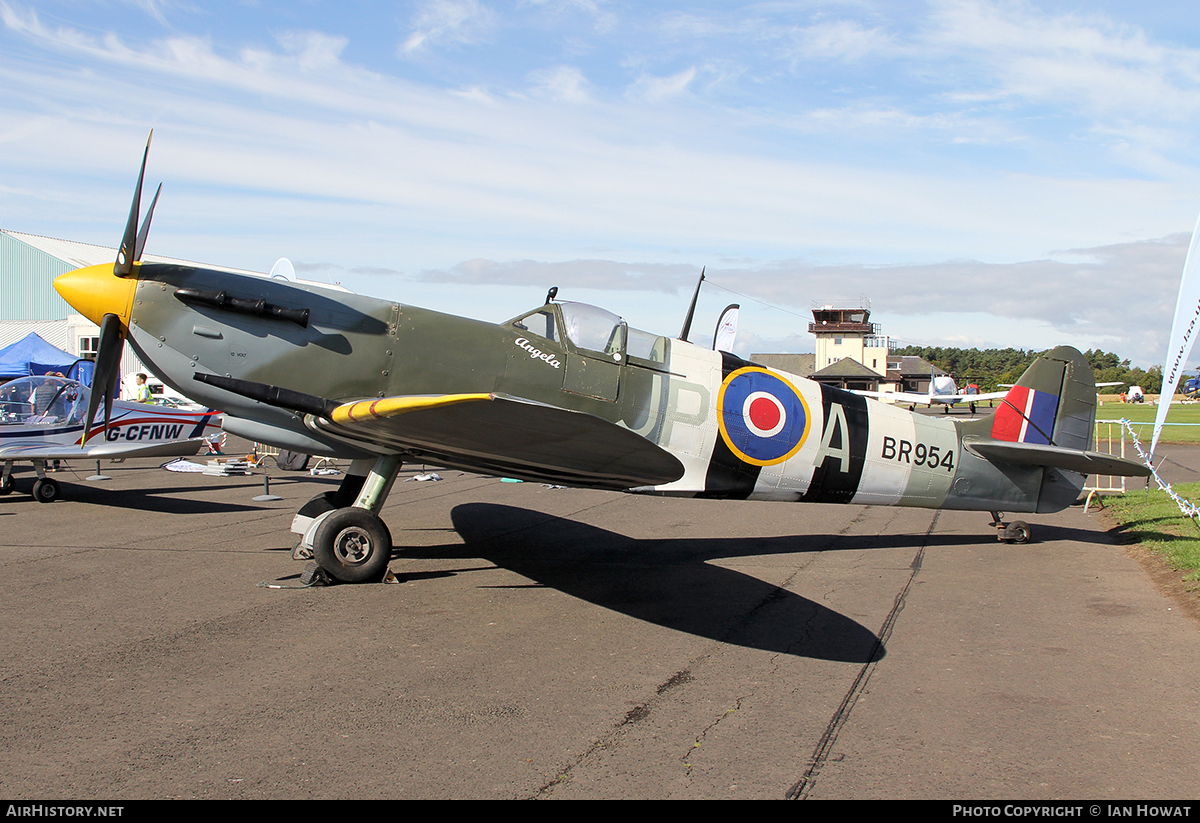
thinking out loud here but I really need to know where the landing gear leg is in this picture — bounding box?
[0,462,14,496]
[311,454,402,583]
[989,511,1032,544]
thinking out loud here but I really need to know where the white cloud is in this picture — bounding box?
[274,31,349,71]
[925,0,1200,118]
[784,19,893,63]
[411,233,1189,365]
[628,66,695,103]
[401,0,498,55]
[528,64,591,102]
[3,0,1200,368]
[522,0,618,32]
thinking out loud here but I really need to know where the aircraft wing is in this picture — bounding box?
[312,392,686,489]
[963,438,1151,477]
[957,390,1008,402]
[854,389,1007,404]
[852,390,933,404]
[0,438,210,462]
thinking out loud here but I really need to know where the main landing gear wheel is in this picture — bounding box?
[312,508,393,583]
[1004,521,1031,544]
[32,477,60,503]
[0,474,14,495]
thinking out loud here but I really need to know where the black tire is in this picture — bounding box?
[1005,521,1031,544]
[0,474,13,495]
[32,477,60,504]
[312,508,393,583]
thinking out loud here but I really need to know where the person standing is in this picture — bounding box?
[134,373,152,403]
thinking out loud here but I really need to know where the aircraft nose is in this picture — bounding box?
[53,263,139,327]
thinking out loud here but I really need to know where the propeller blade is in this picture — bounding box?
[133,182,161,262]
[83,313,124,445]
[101,356,121,438]
[115,130,153,277]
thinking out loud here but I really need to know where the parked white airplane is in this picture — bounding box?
[0,374,222,502]
[856,375,1007,414]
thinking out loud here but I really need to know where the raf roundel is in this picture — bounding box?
[717,367,811,466]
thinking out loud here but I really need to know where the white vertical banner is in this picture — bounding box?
[713,304,739,353]
[1152,210,1200,459]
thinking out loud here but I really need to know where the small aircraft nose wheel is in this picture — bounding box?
[312,507,393,583]
[32,477,60,503]
[0,474,14,495]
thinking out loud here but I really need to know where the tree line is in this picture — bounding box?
[892,346,1164,394]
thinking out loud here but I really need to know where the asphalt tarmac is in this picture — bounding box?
[1,444,1198,799]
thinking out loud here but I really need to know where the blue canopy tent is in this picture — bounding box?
[0,333,79,379]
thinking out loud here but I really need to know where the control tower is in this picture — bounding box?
[809,302,894,375]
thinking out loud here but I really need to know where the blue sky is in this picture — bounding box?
[4,1,1200,366]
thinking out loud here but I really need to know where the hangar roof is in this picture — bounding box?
[3,230,262,276]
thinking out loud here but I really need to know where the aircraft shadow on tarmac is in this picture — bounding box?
[433,504,1123,662]
[0,477,266,515]
[431,502,896,663]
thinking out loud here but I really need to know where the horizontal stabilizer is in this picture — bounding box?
[964,438,1150,477]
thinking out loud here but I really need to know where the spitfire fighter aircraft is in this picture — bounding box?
[51,136,1151,582]
[0,373,222,502]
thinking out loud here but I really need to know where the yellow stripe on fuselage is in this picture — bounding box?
[331,393,493,424]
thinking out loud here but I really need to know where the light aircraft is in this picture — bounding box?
[51,135,1151,582]
[0,373,222,502]
[855,375,1008,414]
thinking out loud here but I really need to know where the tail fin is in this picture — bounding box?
[962,347,1109,513]
[983,346,1095,451]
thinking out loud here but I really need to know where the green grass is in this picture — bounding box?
[1104,481,1200,581]
[1095,400,1200,444]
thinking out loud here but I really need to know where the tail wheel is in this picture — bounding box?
[32,478,60,504]
[1004,521,1031,544]
[312,508,393,583]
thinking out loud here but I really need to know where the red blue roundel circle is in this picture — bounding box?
[717,367,811,466]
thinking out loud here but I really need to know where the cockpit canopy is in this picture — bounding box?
[0,375,89,427]
[508,300,667,363]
